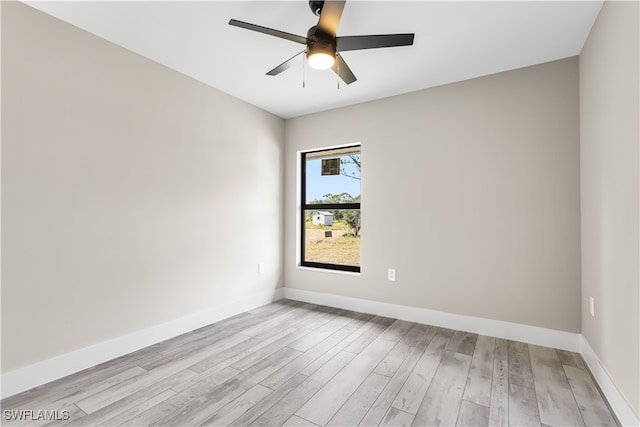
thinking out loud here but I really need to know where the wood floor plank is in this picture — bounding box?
[281,415,319,426]
[374,342,412,377]
[298,315,376,376]
[456,400,489,427]
[463,335,495,407]
[435,327,455,339]
[392,335,449,414]
[65,369,197,427]
[448,331,479,356]
[240,304,327,337]
[295,337,396,426]
[96,389,176,427]
[228,374,308,427]
[412,351,472,427]
[228,311,340,380]
[199,384,272,426]
[557,349,586,370]
[250,351,356,426]
[285,304,339,325]
[528,344,585,427]
[139,332,252,371]
[507,340,534,389]
[507,341,540,426]
[152,347,301,426]
[380,320,415,342]
[563,365,617,427]
[506,342,541,425]
[287,312,358,352]
[76,344,226,414]
[380,407,415,427]
[230,329,308,371]
[488,338,509,427]
[288,306,342,329]
[261,314,369,390]
[173,365,241,396]
[508,383,541,427]
[187,327,297,374]
[326,372,389,426]
[247,300,299,316]
[16,366,149,417]
[360,326,437,427]
[226,310,337,376]
[343,317,396,354]
[167,367,240,403]
[157,313,265,358]
[400,323,432,346]
[127,314,256,360]
[2,356,143,412]
[117,397,183,427]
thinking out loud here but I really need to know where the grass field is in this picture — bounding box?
[304,222,360,266]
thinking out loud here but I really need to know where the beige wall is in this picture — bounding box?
[285,58,582,333]
[1,2,285,372]
[580,0,640,417]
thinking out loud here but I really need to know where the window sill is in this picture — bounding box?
[296,266,361,277]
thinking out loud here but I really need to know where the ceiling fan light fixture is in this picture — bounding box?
[307,51,335,69]
[306,26,336,70]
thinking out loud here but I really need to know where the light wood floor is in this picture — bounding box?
[1,300,618,427]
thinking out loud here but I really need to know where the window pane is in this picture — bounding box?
[304,209,361,267]
[305,153,361,205]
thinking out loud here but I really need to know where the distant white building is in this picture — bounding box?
[312,211,334,226]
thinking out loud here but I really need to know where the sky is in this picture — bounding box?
[306,156,361,203]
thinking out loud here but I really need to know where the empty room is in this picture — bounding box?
[1,0,638,426]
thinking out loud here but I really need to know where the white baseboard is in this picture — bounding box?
[283,288,580,351]
[580,336,640,426]
[1,287,284,400]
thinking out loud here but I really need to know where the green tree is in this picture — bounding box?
[342,209,361,237]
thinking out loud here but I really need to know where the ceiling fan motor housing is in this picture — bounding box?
[309,1,324,16]
[306,25,336,55]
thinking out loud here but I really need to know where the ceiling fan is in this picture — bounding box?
[229,0,415,85]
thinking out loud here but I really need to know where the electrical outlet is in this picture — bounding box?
[258,263,265,275]
[388,269,396,281]
[590,296,595,317]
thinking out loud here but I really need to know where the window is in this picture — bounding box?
[301,145,361,272]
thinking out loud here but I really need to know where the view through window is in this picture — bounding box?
[301,145,361,272]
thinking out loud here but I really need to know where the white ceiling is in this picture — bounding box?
[25,1,603,119]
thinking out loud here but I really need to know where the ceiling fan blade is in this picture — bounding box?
[337,33,415,52]
[229,19,307,45]
[266,50,306,76]
[332,53,357,85]
[316,0,346,37]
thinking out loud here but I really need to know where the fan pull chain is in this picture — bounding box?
[302,50,306,89]
[337,54,340,90]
